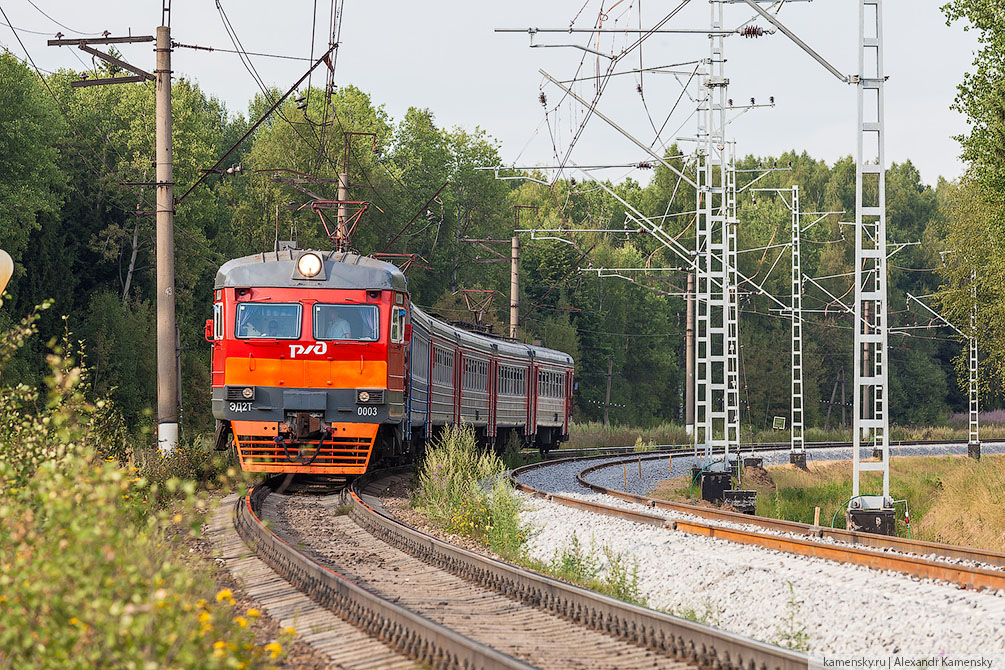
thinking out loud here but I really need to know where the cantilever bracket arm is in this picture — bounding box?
[737,0,852,84]
[539,69,698,190]
[905,293,963,337]
[580,167,793,312]
[78,44,153,81]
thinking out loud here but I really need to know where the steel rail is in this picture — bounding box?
[237,467,808,669]
[510,453,1005,591]
[577,454,1005,568]
[348,469,809,670]
[521,437,989,460]
[235,480,535,670]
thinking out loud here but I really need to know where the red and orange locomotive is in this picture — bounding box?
[208,247,574,475]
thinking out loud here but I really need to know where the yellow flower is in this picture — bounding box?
[246,608,261,618]
[264,642,282,659]
[213,640,227,650]
[195,599,207,609]
[198,611,211,624]
[172,513,183,523]
[233,616,248,628]
[283,627,296,636]
[69,617,79,626]
[215,588,233,602]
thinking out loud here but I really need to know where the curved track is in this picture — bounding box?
[511,443,1005,591]
[524,437,993,461]
[233,468,809,670]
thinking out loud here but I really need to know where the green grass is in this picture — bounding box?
[528,534,647,607]
[912,456,1005,549]
[773,582,811,652]
[652,454,1005,548]
[670,600,722,626]
[745,456,989,535]
[567,421,689,449]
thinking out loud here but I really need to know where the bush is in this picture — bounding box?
[412,425,528,557]
[0,302,290,668]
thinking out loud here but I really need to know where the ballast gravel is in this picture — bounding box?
[516,443,1005,657]
[568,445,1005,571]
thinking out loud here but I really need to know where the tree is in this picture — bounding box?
[938,1,1005,391]
[943,0,1005,192]
[0,53,66,279]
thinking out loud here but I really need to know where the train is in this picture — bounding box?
[207,246,575,474]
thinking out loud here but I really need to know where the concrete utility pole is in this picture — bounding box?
[510,234,519,339]
[154,23,178,454]
[603,355,614,427]
[337,172,349,248]
[456,230,522,340]
[48,24,175,450]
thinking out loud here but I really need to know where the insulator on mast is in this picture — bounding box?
[741,25,767,38]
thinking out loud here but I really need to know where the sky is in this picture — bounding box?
[0,1,979,187]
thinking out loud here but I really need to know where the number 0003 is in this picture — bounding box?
[357,406,378,417]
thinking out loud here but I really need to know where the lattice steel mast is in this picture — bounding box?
[850,0,892,516]
[694,0,740,460]
[790,185,805,464]
[903,289,981,460]
[969,290,980,457]
[739,0,896,528]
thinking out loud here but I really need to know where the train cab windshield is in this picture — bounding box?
[314,304,379,342]
[235,303,301,339]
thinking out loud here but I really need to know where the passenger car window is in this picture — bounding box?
[235,303,301,339]
[314,304,379,341]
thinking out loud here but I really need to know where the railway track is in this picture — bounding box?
[511,447,1005,592]
[524,437,990,460]
[229,468,809,670]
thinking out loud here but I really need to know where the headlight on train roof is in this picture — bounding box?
[297,252,323,278]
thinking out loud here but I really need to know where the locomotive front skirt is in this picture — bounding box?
[209,248,574,475]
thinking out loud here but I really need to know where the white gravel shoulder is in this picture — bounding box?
[519,493,1005,657]
[515,442,1005,657]
[519,443,1005,570]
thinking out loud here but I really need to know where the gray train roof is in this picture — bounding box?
[412,306,574,368]
[215,250,408,292]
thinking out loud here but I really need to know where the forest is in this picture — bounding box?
[1,0,1003,444]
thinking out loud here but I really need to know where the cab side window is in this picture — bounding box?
[213,303,224,340]
[390,307,407,344]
